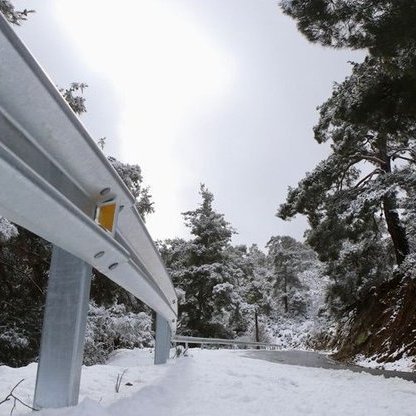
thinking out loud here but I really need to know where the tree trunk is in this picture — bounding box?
[377,137,409,265]
[283,276,288,313]
[382,194,409,265]
[255,309,260,349]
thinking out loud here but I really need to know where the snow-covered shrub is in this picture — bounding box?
[263,269,336,350]
[0,327,30,367]
[0,323,37,367]
[287,287,310,317]
[0,217,18,242]
[84,302,153,365]
[400,253,416,280]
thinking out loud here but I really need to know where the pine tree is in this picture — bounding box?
[278,0,416,359]
[181,185,236,336]
[279,54,416,265]
[161,185,237,337]
[277,1,416,311]
[280,0,416,56]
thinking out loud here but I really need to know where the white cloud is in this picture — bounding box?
[54,0,237,239]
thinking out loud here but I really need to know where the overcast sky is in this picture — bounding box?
[13,0,363,248]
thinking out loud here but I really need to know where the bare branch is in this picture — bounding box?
[115,369,127,393]
[337,158,361,191]
[0,259,45,295]
[389,147,416,159]
[354,153,386,166]
[0,379,38,414]
[355,169,382,189]
[391,155,416,164]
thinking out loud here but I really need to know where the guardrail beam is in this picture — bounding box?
[33,246,92,409]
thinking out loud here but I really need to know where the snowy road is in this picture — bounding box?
[2,349,416,416]
[108,349,416,416]
[245,350,416,382]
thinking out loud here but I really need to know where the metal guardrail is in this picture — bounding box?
[173,335,280,349]
[0,14,177,328]
[0,13,177,407]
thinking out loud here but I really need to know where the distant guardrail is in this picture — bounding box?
[173,335,280,349]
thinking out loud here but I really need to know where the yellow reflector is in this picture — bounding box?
[96,202,117,233]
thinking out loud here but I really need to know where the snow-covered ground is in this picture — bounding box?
[1,348,416,416]
[354,353,416,372]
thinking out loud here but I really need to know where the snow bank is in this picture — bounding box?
[355,353,416,372]
[0,349,172,415]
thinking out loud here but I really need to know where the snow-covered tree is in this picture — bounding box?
[181,184,237,337]
[230,244,275,340]
[280,0,416,56]
[60,82,88,115]
[108,156,154,220]
[277,55,416,311]
[0,0,34,25]
[266,236,315,316]
[160,185,239,338]
[276,6,416,308]
[278,1,416,360]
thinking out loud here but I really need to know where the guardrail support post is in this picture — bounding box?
[154,313,171,364]
[33,246,92,409]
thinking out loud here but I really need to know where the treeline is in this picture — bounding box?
[158,185,323,341]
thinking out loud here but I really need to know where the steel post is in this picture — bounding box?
[167,324,172,359]
[33,246,92,409]
[154,313,171,364]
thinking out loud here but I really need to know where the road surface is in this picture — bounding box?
[245,350,416,382]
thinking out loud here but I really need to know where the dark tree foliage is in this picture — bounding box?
[280,0,416,56]
[0,228,50,365]
[279,57,415,266]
